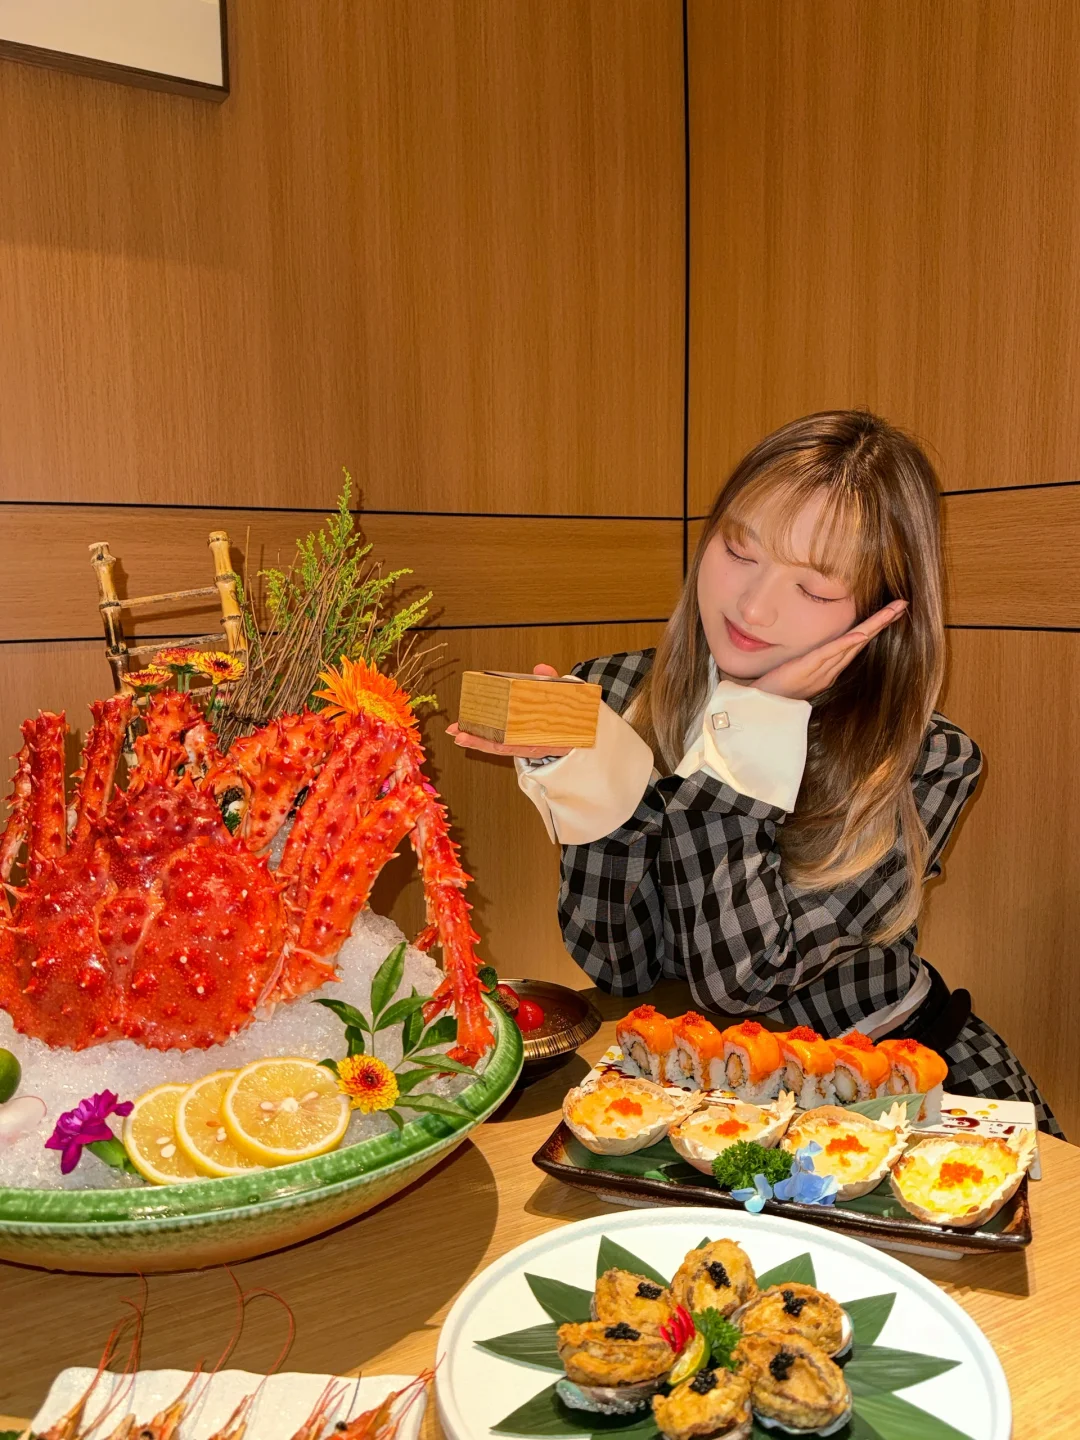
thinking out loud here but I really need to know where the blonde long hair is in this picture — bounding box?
[629,411,945,943]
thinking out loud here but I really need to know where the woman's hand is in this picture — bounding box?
[447,664,574,760]
[754,599,908,701]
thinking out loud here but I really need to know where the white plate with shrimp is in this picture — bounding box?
[31,1368,428,1440]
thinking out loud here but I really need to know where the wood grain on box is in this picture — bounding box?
[457,672,601,748]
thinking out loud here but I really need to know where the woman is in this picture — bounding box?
[450,411,1061,1135]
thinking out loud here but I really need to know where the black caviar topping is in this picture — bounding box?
[636,1281,663,1300]
[605,1322,641,1341]
[689,1369,718,1395]
[706,1261,731,1289]
[782,1288,809,1317]
[769,1350,797,1382]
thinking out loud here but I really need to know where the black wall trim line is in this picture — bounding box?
[0,618,671,646]
[0,499,683,523]
[681,0,691,580]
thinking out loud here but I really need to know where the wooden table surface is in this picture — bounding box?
[1,1010,1076,1439]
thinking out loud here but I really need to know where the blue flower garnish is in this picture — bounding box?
[731,1142,839,1212]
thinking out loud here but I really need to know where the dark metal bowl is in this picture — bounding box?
[497,978,602,1082]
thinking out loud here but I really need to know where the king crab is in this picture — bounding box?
[0,661,492,1062]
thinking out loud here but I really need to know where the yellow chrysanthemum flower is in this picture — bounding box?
[192,650,246,683]
[314,655,418,734]
[152,645,202,670]
[335,1054,400,1113]
[124,666,170,692]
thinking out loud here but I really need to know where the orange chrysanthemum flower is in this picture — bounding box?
[335,1054,400,1113]
[314,656,418,734]
[193,650,246,683]
[124,666,170,692]
[152,645,202,671]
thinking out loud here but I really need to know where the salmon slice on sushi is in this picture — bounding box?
[828,1030,891,1103]
[720,1019,785,1103]
[877,1037,949,1124]
[615,1004,675,1083]
[777,1026,837,1109]
[664,1011,725,1090]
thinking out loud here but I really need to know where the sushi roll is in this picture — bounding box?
[720,1019,785,1102]
[876,1037,949,1124]
[616,1005,675,1083]
[827,1030,890,1103]
[665,1011,726,1090]
[777,1027,836,1110]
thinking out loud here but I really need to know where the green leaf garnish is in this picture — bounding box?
[755,1252,816,1289]
[344,1025,366,1056]
[595,1236,669,1287]
[845,1344,961,1394]
[385,1109,405,1130]
[478,965,499,992]
[843,1293,896,1346]
[852,1388,975,1439]
[476,1322,562,1371]
[711,1140,793,1192]
[417,1015,458,1048]
[370,942,407,1019]
[312,997,371,1032]
[396,1092,471,1120]
[525,1274,593,1324]
[692,1308,741,1371]
[401,987,425,1054]
[318,1057,339,1074]
[375,994,431,1031]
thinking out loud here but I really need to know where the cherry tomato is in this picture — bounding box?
[515,997,545,1032]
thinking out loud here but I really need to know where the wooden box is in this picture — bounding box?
[457,671,601,747]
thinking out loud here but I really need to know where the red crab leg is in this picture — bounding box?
[23,712,68,880]
[72,694,134,844]
[204,711,336,852]
[128,690,205,791]
[0,743,31,913]
[277,718,403,915]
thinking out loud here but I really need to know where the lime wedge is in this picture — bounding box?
[0,1050,21,1105]
[669,1330,708,1387]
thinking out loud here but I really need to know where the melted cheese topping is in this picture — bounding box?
[681,1104,764,1145]
[569,1085,674,1139]
[898,1144,1017,1214]
[798,1121,894,1180]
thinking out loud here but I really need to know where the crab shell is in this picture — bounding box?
[668,1092,797,1175]
[889,1129,1037,1228]
[563,1073,700,1155]
[780,1103,910,1201]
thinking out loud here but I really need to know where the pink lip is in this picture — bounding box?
[724,617,776,653]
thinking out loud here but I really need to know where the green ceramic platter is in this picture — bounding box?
[0,1001,522,1273]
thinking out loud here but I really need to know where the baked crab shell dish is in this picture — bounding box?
[563,1072,698,1156]
[889,1129,1037,1228]
[668,1092,796,1175]
[735,1333,852,1436]
[652,1365,754,1440]
[780,1103,909,1201]
[733,1284,852,1360]
[556,1319,673,1415]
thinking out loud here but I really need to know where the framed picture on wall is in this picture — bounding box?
[0,0,228,101]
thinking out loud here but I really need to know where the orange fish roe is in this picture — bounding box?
[839,1030,876,1051]
[894,1038,920,1054]
[787,1026,821,1043]
[712,1118,747,1136]
[938,1161,984,1188]
[629,1004,659,1020]
[607,1098,644,1118]
[737,1020,763,1036]
[826,1134,868,1155]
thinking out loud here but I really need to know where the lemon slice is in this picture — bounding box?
[122,1083,203,1185]
[669,1330,708,1387]
[175,1069,264,1177]
[222,1058,350,1166]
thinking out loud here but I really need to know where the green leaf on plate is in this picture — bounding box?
[491,1382,585,1436]
[846,1344,961,1394]
[404,1053,478,1076]
[370,941,407,1019]
[375,993,430,1030]
[852,1389,975,1440]
[344,1025,366,1056]
[754,1252,816,1289]
[842,1093,926,1123]
[842,1294,895,1346]
[596,1236,670,1287]
[695,1236,712,1250]
[476,1321,562,1371]
[418,1014,459,1049]
[526,1273,593,1324]
[312,996,371,1032]
[396,1092,470,1120]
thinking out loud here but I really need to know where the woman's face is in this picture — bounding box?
[697,492,859,680]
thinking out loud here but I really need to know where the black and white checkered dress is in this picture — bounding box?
[557,648,1062,1136]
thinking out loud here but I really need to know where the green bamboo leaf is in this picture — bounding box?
[595,1237,669,1287]
[344,1026,366,1057]
[490,1382,584,1436]
[842,1294,896,1346]
[852,1389,975,1440]
[313,997,371,1033]
[695,1236,713,1249]
[525,1274,593,1324]
[476,1321,563,1371]
[846,1345,961,1394]
[844,1093,925,1124]
[755,1252,816,1289]
[370,942,407,1018]
[397,1092,470,1120]
[563,1136,700,1184]
[418,1015,458,1048]
[375,994,430,1030]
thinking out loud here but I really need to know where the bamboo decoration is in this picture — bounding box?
[88,531,246,693]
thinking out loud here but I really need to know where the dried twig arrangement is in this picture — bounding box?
[215,475,442,748]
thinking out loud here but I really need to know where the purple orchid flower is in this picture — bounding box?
[773,1142,840,1206]
[45,1090,133,1174]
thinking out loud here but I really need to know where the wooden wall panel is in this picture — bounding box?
[921,630,1080,1139]
[0,507,683,641]
[0,0,683,516]
[688,0,1080,507]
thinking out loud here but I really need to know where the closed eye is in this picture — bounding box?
[724,542,754,564]
[799,585,840,604]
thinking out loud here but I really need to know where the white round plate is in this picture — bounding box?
[436,1206,1009,1440]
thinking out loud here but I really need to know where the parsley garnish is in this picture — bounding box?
[711,1140,793,1192]
[692,1308,742,1371]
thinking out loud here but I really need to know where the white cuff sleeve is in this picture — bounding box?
[514,700,655,845]
[674,682,811,812]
